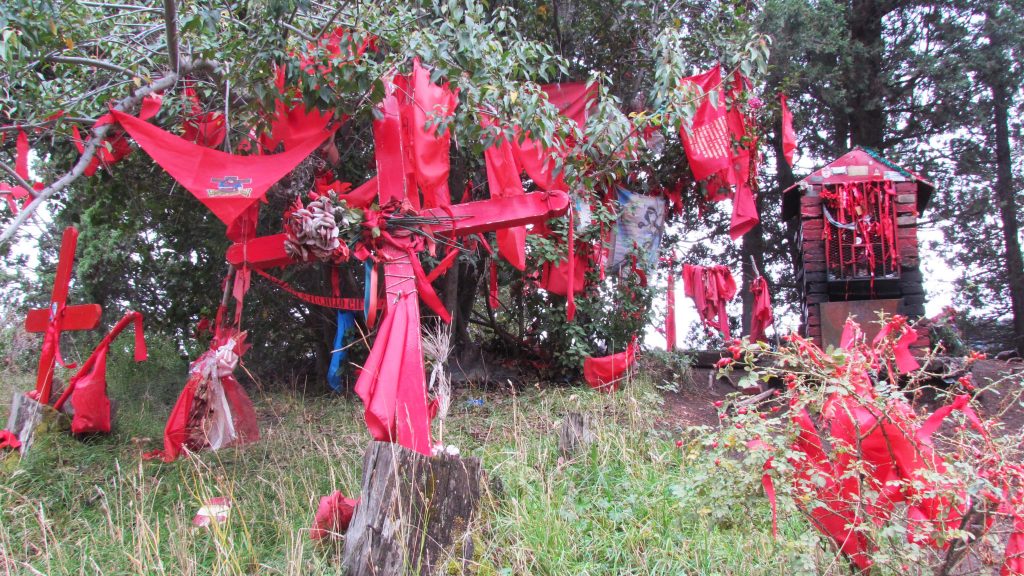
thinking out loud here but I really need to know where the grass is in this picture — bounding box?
[0,341,821,575]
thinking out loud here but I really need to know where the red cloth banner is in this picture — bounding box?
[749,276,773,342]
[679,64,731,181]
[780,93,796,167]
[112,109,335,230]
[354,292,433,455]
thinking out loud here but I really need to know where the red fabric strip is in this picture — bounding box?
[253,268,364,310]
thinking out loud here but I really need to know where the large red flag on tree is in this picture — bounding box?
[780,93,797,167]
[678,64,731,181]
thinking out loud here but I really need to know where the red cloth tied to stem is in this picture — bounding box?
[583,337,639,393]
[682,264,736,339]
[678,64,731,181]
[354,291,433,455]
[309,491,359,540]
[749,276,773,342]
[111,109,336,232]
[483,127,528,270]
[51,311,147,434]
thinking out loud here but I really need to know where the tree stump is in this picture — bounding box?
[5,392,67,455]
[559,412,596,458]
[341,441,482,576]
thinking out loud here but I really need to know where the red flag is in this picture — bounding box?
[678,64,731,181]
[666,257,677,350]
[780,93,796,167]
[749,277,773,342]
[112,109,335,230]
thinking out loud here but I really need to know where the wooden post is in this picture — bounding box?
[5,392,68,455]
[342,441,482,576]
[558,412,596,458]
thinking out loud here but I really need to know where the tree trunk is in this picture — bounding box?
[845,0,887,150]
[342,441,482,576]
[990,69,1024,356]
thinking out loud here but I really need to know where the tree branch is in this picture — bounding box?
[0,70,187,246]
[45,55,134,76]
[163,0,179,72]
[0,160,36,197]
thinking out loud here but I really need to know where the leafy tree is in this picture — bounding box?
[0,0,770,385]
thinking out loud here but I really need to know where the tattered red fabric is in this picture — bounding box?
[52,311,147,435]
[354,292,433,455]
[749,276,773,342]
[584,337,639,393]
[0,429,20,451]
[309,491,358,540]
[483,131,528,270]
[73,95,162,176]
[112,109,335,230]
[511,82,596,192]
[181,82,226,148]
[682,264,736,339]
[873,318,921,374]
[678,64,731,181]
[780,93,796,167]
[0,129,41,213]
[393,59,459,208]
[540,246,588,296]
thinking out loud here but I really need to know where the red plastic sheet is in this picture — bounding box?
[112,109,335,230]
[354,292,433,455]
[309,491,358,540]
[583,337,639,393]
[749,276,773,342]
[682,264,736,339]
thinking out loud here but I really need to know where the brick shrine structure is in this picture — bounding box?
[782,147,934,348]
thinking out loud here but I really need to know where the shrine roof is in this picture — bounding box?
[782,147,934,220]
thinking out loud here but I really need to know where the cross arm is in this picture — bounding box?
[226,191,570,269]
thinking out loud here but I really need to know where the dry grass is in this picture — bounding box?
[0,348,808,575]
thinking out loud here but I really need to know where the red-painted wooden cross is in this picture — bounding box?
[225,105,569,454]
[24,227,103,405]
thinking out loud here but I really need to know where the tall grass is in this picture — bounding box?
[0,342,817,574]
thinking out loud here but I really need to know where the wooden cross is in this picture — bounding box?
[24,227,102,405]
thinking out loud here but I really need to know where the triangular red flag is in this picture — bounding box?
[112,109,335,229]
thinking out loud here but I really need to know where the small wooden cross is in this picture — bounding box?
[24,227,102,405]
